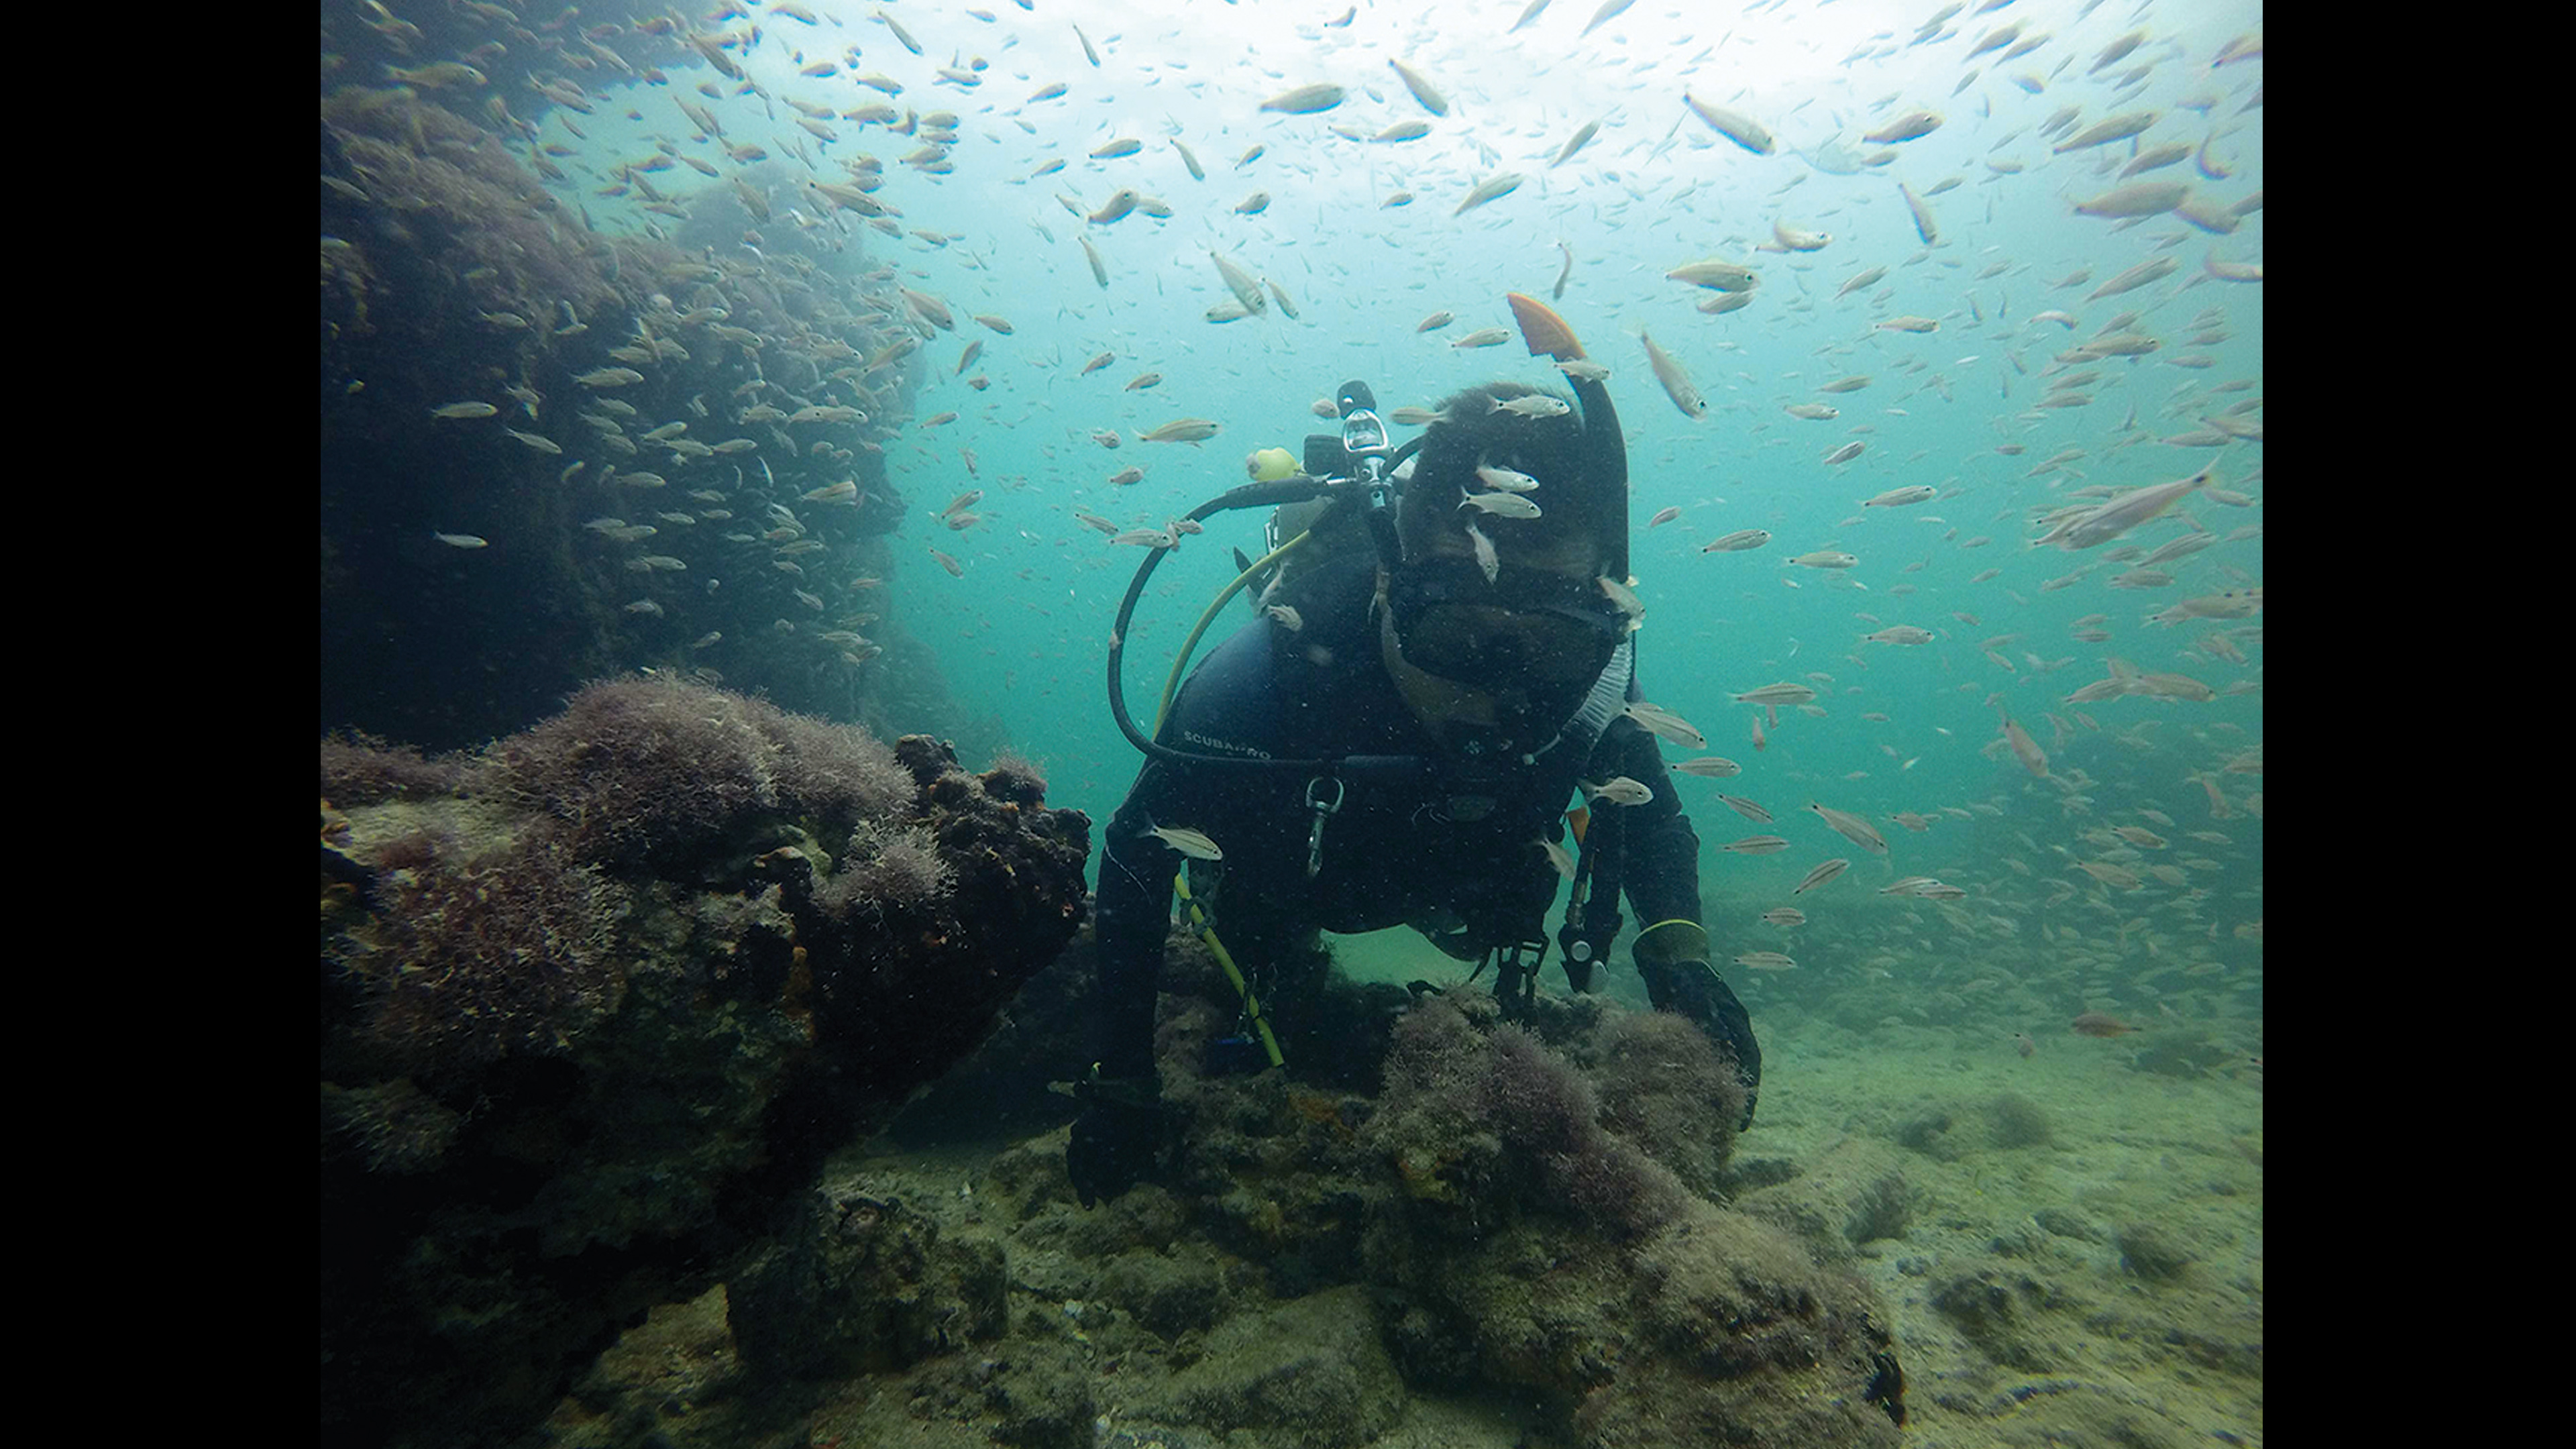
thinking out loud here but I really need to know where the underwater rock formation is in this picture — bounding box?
[727,1168,1010,1380]
[319,678,1089,1449]
[519,948,1909,1449]
[1356,993,1904,1448]
[320,87,935,753]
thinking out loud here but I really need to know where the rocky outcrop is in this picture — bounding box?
[319,680,1089,1449]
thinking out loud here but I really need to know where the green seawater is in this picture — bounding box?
[327,0,2263,1440]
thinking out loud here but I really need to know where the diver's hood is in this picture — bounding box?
[1377,315,1633,763]
[1397,340,1629,584]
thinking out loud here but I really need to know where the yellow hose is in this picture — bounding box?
[1175,871,1284,1068]
[1154,529,1313,736]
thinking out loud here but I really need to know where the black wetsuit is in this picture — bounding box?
[1091,551,1706,1081]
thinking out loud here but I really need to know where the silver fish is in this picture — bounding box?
[2087,256,2180,300]
[2053,111,2162,153]
[1583,775,1654,806]
[1666,258,1759,291]
[1580,0,1635,36]
[1466,519,1499,583]
[2031,468,2211,550]
[1550,119,1601,168]
[1146,823,1223,859]
[1684,93,1774,155]
[1624,702,1706,750]
[2000,714,2049,777]
[2076,180,2192,219]
[1458,490,1542,519]
[1260,83,1347,115]
[1865,109,1943,144]
[1807,804,1888,856]
[1770,219,1832,251]
[1790,858,1851,894]
[1454,171,1525,216]
[1387,58,1448,116]
[1534,834,1576,880]
[1210,250,1269,315]
[1863,486,1936,507]
[1900,181,1939,245]
[1639,328,1706,419]
[1731,682,1814,706]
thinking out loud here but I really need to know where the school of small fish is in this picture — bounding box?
[326,0,2260,1054]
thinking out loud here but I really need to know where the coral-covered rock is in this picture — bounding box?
[1735,1134,1918,1250]
[1140,1286,1405,1449]
[1367,991,1694,1241]
[727,1170,1008,1379]
[1576,1006,1745,1200]
[480,676,916,872]
[1360,992,1904,1448]
[319,680,1089,1449]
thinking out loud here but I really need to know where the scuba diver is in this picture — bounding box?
[1069,296,1760,1209]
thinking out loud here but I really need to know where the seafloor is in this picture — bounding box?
[540,929,2261,1449]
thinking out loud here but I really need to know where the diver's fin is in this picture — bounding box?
[1506,291,1586,361]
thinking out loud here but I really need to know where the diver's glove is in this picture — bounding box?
[1634,921,1763,1131]
[1067,1067,1166,1209]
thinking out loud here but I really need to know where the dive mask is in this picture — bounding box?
[1389,555,1626,694]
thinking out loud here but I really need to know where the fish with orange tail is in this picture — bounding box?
[2071,1012,2144,1038]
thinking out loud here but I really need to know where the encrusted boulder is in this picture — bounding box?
[319,680,1089,1449]
[727,1171,1008,1379]
[1139,1285,1405,1449]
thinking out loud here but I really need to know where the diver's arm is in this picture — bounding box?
[1603,718,1702,927]
[1603,717,1762,1126]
